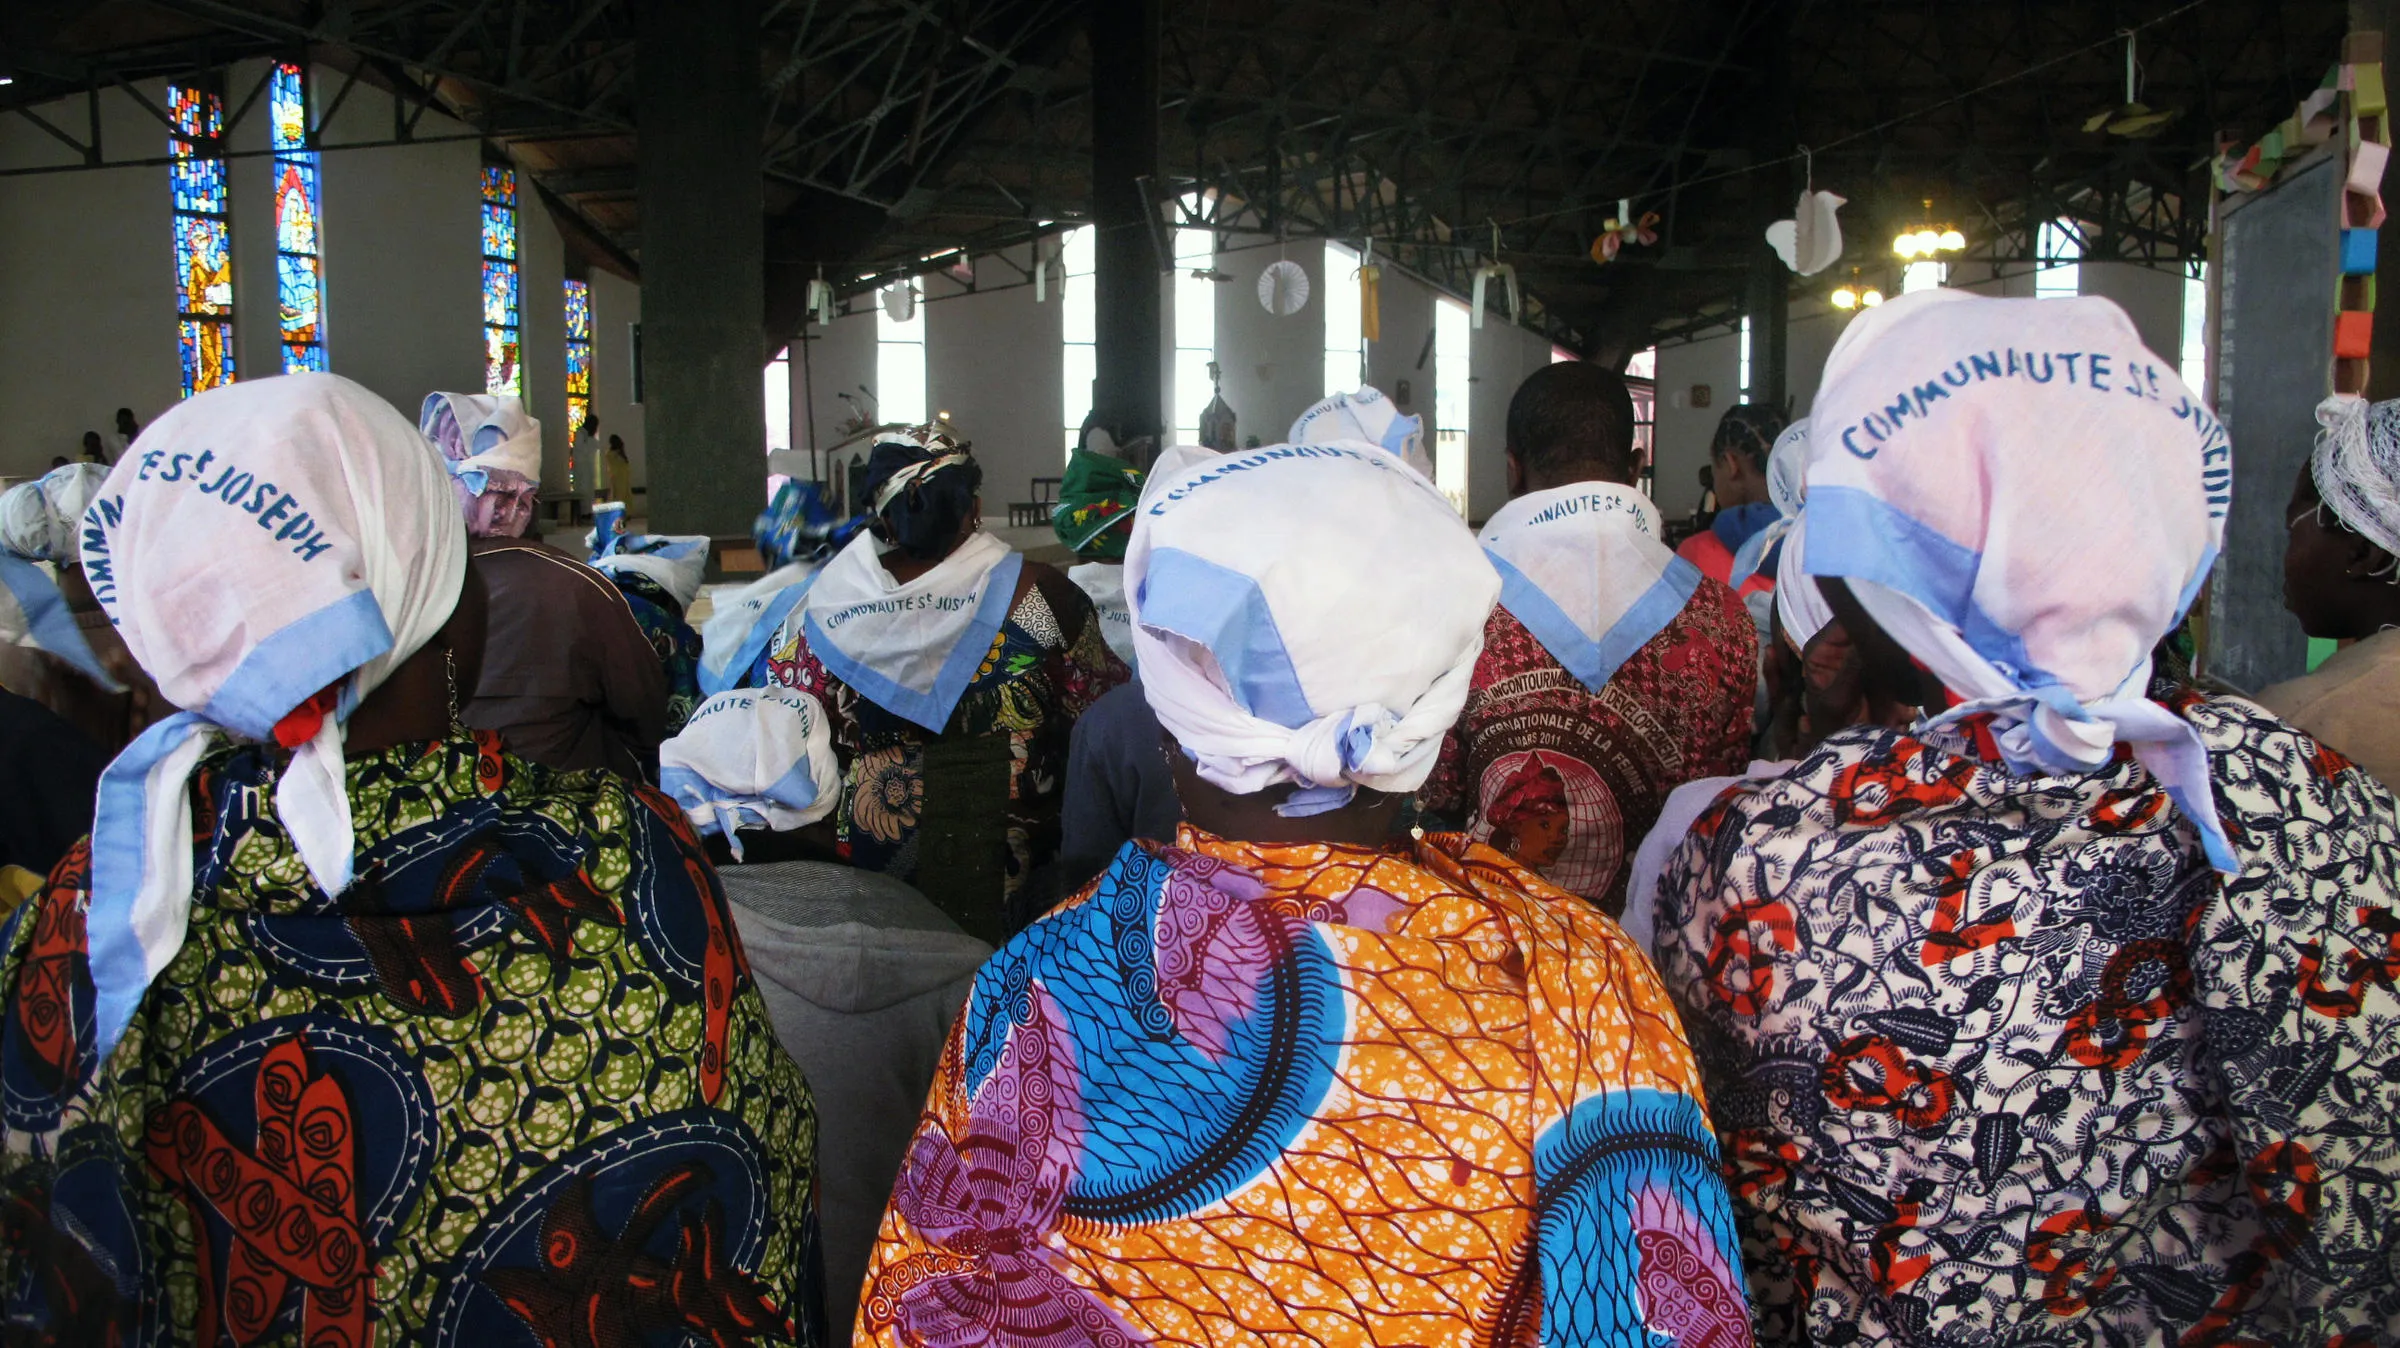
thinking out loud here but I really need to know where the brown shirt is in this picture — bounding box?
[465,535,667,779]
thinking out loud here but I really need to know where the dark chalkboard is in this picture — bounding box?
[2209,149,2341,694]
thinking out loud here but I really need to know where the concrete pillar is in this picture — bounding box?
[636,0,764,535]
[1089,0,1163,450]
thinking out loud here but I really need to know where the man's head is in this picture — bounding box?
[1708,405,1787,509]
[1504,361,1638,496]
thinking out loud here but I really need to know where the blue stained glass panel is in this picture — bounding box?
[481,165,516,207]
[181,320,234,395]
[279,254,322,340]
[564,278,592,341]
[483,261,520,327]
[283,343,328,373]
[481,203,517,260]
[269,64,306,152]
[276,160,321,255]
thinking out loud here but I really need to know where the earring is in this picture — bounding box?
[444,647,462,728]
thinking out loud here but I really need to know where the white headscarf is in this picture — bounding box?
[800,530,1022,732]
[1289,386,1435,481]
[82,373,468,1063]
[592,534,710,611]
[419,391,542,494]
[1773,516,1833,652]
[699,562,818,695]
[1128,441,1498,815]
[1730,418,1809,589]
[659,686,841,859]
[2311,394,2400,560]
[0,462,119,687]
[1805,289,2235,872]
[1478,481,1699,692]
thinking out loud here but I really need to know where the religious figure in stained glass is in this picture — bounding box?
[564,278,593,440]
[482,166,522,396]
[271,63,328,373]
[170,85,234,397]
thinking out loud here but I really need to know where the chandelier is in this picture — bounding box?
[1892,199,1966,260]
[1830,267,1884,311]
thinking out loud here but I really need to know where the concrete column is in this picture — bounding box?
[636,0,764,535]
[1089,0,1163,450]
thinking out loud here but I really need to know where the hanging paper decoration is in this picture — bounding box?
[1469,220,1519,330]
[806,271,835,327]
[1034,234,1064,302]
[1358,238,1382,344]
[1258,258,1310,315]
[881,281,915,322]
[2081,33,2183,139]
[1766,189,1847,276]
[1591,199,1660,265]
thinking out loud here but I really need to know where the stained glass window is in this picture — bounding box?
[564,278,593,445]
[270,63,327,374]
[169,84,234,398]
[481,165,522,397]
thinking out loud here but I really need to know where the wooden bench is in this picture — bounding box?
[1007,476,1061,527]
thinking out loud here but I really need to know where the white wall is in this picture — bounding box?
[588,267,644,493]
[0,66,634,491]
[1212,236,1327,447]
[1468,317,1558,522]
[0,79,181,474]
[1653,332,1743,518]
[925,250,1065,508]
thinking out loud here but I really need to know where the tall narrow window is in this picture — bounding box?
[1624,346,1657,378]
[564,279,593,441]
[2180,264,2209,402]
[1061,226,1096,456]
[1902,261,1948,293]
[269,63,326,373]
[1172,218,1217,445]
[1432,296,1470,514]
[764,343,791,451]
[1324,242,1363,396]
[876,288,927,425]
[2037,220,2082,299]
[1737,315,1753,402]
[481,166,522,396]
[169,84,234,398]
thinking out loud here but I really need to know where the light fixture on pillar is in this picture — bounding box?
[1892,199,1966,260]
[1830,267,1884,312]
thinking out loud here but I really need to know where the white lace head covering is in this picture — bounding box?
[2312,394,2400,566]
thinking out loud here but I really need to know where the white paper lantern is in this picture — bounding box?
[1257,259,1311,316]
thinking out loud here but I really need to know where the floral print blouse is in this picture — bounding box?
[1656,693,2400,1346]
[765,562,1126,940]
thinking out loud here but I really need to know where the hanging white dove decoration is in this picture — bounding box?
[1765,188,1847,276]
[881,281,916,322]
[1258,258,1310,315]
[805,274,835,327]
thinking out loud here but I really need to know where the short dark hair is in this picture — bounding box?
[1710,404,1787,472]
[1505,361,1638,483]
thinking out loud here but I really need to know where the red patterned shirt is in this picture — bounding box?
[1426,576,1757,914]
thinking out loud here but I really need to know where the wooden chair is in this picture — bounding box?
[1007,476,1062,527]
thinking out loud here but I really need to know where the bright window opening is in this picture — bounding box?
[2037,220,2083,299]
[1737,315,1753,402]
[2181,264,2209,403]
[876,290,927,426]
[1903,261,1948,293]
[269,64,325,374]
[169,84,234,398]
[481,166,522,396]
[1173,213,1217,446]
[1061,226,1096,457]
[1433,296,1471,515]
[1324,242,1364,397]
[765,344,792,452]
[1624,346,1657,379]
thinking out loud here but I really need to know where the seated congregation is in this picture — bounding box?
[0,288,2394,1346]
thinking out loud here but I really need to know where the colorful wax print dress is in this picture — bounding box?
[1427,579,1757,916]
[0,728,824,1345]
[1657,693,2400,1345]
[611,568,706,738]
[765,565,1126,940]
[857,825,1755,1346]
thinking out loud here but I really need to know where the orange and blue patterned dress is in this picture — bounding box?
[857,824,1753,1345]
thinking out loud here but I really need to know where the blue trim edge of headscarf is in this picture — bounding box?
[801,552,1023,733]
[0,557,121,691]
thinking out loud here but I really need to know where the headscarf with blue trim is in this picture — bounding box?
[1289,386,1434,482]
[80,373,469,1064]
[1127,439,1498,816]
[419,391,542,537]
[0,463,120,688]
[1804,289,2236,872]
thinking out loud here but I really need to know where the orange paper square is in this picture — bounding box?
[2336,309,2375,358]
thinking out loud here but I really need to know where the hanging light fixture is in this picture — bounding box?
[1893,199,1967,260]
[1830,267,1884,312]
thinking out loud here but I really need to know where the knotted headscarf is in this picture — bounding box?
[1730,418,1810,588]
[1289,386,1434,481]
[1128,440,1498,815]
[83,373,468,1062]
[659,686,840,859]
[1805,289,2235,872]
[2312,394,2400,561]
